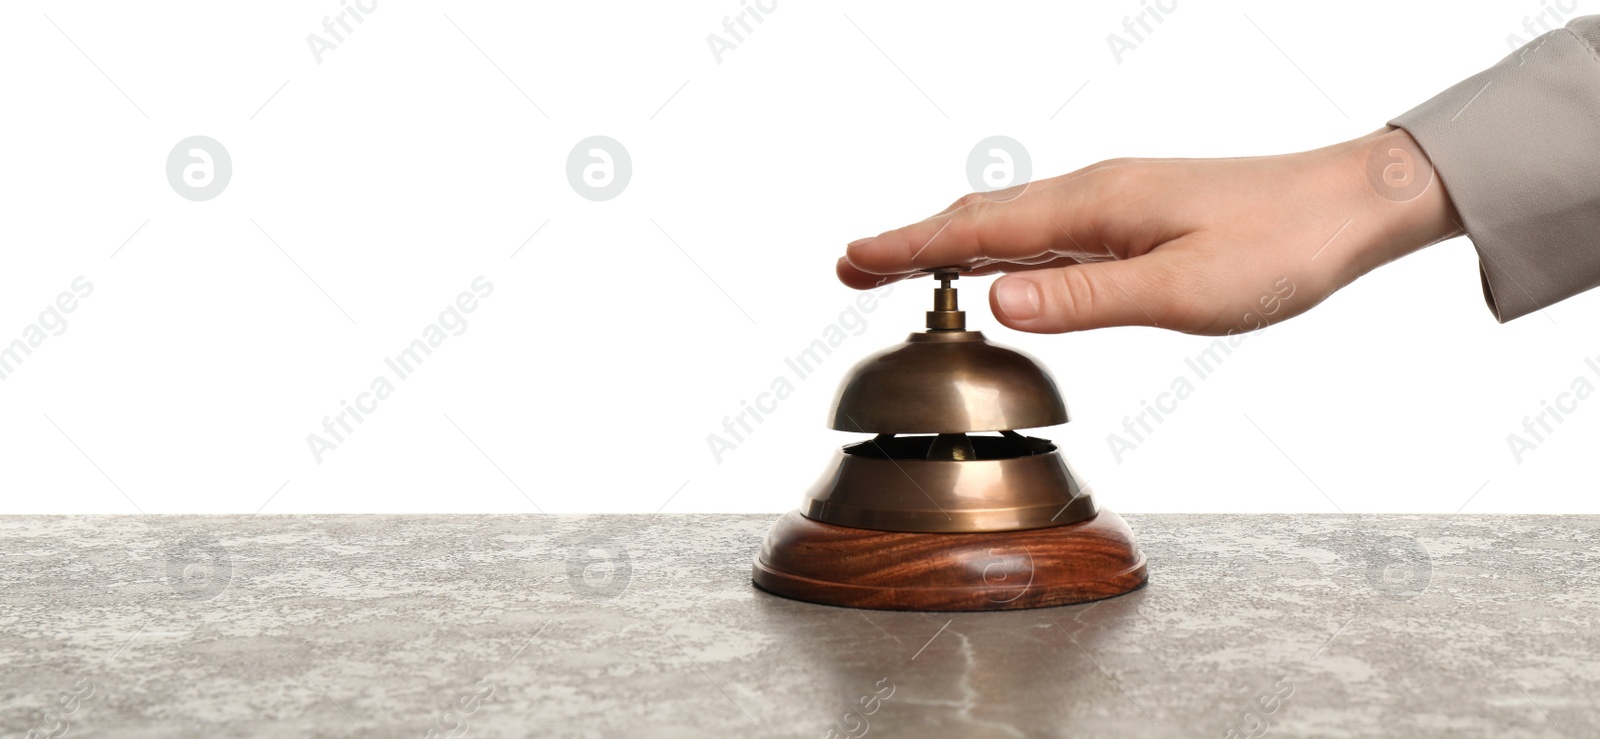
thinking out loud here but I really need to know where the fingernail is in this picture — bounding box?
[836,256,851,270]
[995,278,1041,321]
[847,237,874,248]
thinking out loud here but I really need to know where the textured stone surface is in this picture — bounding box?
[1,514,1596,738]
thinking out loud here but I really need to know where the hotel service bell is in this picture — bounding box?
[753,269,1147,611]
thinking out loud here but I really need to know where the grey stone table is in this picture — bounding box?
[2,515,1597,738]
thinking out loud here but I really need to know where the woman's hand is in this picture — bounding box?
[838,128,1461,335]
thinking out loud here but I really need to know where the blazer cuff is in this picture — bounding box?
[1389,17,1600,322]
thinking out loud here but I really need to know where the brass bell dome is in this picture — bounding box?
[829,270,1069,434]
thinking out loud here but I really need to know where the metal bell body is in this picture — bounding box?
[800,270,1090,534]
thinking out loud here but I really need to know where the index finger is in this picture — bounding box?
[841,177,1108,282]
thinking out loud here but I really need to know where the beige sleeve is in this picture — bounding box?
[1390,16,1600,322]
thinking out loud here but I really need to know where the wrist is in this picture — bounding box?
[1335,128,1463,275]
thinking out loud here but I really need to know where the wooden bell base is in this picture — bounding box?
[753,509,1147,611]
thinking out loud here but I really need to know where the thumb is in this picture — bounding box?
[988,252,1182,333]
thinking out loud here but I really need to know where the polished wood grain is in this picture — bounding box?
[753,510,1147,611]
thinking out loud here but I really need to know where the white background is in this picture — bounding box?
[1,0,1595,515]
